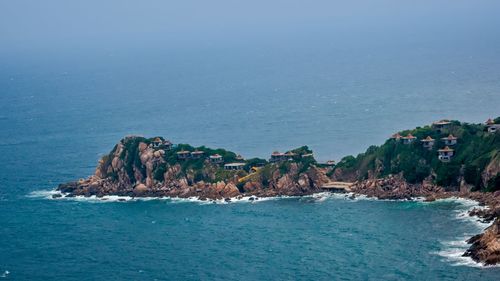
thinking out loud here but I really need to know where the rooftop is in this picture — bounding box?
[224,163,246,167]
[421,136,435,142]
[438,146,454,152]
[433,119,451,125]
[402,134,416,139]
[442,134,457,140]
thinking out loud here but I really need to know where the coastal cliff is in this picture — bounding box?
[328,117,500,266]
[58,136,330,200]
[331,118,500,192]
[57,117,500,265]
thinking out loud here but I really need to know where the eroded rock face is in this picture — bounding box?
[57,138,329,200]
[464,218,500,265]
[351,174,444,200]
[482,155,500,188]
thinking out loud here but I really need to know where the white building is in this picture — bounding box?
[438,146,454,162]
[176,150,191,160]
[433,120,452,131]
[224,163,245,171]
[402,134,416,144]
[441,134,458,146]
[209,154,223,164]
[191,150,205,159]
[486,119,500,133]
[420,136,435,149]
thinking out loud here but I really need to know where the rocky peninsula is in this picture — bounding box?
[57,117,500,265]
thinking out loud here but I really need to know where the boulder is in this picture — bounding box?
[133,183,148,195]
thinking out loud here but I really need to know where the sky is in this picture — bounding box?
[1,0,500,55]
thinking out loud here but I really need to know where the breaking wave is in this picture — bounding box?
[429,197,496,268]
[27,189,292,205]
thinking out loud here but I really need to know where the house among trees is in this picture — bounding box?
[270,151,286,162]
[191,150,205,159]
[151,137,163,148]
[391,133,402,141]
[163,140,173,150]
[420,136,435,149]
[176,150,191,160]
[438,146,454,162]
[486,118,500,133]
[285,152,297,159]
[151,137,173,150]
[433,119,451,132]
[442,134,458,146]
[301,153,313,158]
[224,163,245,171]
[325,160,336,166]
[401,134,416,144]
[235,154,244,161]
[209,154,223,164]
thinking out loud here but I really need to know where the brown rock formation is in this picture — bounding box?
[464,218,500,265]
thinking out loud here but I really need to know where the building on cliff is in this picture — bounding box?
[486,118,500,133]
[270,151,286,162]
[176,150,191,160]
[209,154,223,164]
[224,163,245,171]
[420,136,435,149]
[325,160,336,166]
[163,140,173,150]
[151,137,172,150]
[438,146,454,162]
[390,133,402,141]
[401,134,416,144]
[433,119,451,132]
[152,137,163,148]
[441,134,458,146]
[191,150,205,159]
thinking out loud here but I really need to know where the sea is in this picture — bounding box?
[1,33,500,280]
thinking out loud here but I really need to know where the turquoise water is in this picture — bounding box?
[2,19,500,280]
[2,193,499,280]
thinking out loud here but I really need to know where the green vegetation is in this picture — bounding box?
[108,135,321,186]
[334,119,500,190]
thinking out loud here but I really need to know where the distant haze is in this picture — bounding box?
[2,0,500,53]
[1,1,500,161]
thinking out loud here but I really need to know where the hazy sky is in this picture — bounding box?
[2,0,500,54]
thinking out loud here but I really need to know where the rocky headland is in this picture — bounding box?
[57,137,330,200]
[57,117,500,265]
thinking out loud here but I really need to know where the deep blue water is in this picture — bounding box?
[2,18,500,280]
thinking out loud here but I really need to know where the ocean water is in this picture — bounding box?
[2,20,500,280]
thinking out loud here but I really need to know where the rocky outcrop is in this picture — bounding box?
[351,174,444,200]
[57,137,328,200]
[464,218,500,265]
[482,154,500,188]
[349,175,500,265]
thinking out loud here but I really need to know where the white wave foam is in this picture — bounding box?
[430,197,497,268]
[434,237,500,268]
[0,270,9,278]
[27,189,63,199]
[27,189,292,205]
[433,247,484,268]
